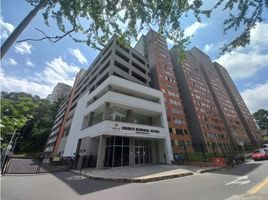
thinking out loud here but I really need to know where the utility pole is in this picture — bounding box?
[0,0,47,59]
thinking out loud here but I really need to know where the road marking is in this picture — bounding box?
[248,177,268,194]
[225,175,251,186]
[66,175,86,181]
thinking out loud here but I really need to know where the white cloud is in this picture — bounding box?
[38,56,80,86]
[0,68,52,98]
[216,22,268,80]
[216,52,268,79]
[166,22,207,46]
[188,0,195,5]
[184,22,208,37]
[68,48,88,65]
[0,17,15,39]
[26,58,34,67]
[203,44,213,53]
[251,23,268,45]
[7,58,18,65]
[15,42,32,55]
[241,81,268,113]
[0,57,80,98]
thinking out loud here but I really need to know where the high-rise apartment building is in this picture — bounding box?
[46,83,72,103]
[44,70,85,156]
[214,62,263,145]
[135,30,194,155]
[170,47,262,153]
[45,30,262,167]
[169,48,232,153]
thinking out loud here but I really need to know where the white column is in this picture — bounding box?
[96,135,106,169]
[164,139,173,164]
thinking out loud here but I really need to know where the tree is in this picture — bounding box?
[253,109,268,132]
[1,0,267,58]
[18,98,60,153]
[0,92,61,153]
[0,93,37,145]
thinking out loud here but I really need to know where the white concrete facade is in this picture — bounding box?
[62,76,173,168]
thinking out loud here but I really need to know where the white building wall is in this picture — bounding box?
[63,76,173,163]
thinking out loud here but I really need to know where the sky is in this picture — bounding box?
[1,1,268,113]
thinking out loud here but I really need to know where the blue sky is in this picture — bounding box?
[1,0,268,113]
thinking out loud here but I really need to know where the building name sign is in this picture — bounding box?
[122,126,160,135]
[112,124,160,135]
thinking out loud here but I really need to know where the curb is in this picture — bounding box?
[71,170,194,183]
[197,166,224,173]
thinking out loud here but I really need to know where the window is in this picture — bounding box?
[169,99,178,105]
[174,119,182,125]
[96,72,109,86]
[171,108,179,114]
[131,61,146,74]
[110,107,127,122]
[99,60,110,75]
[132,52,145,65]
[101,50,112,64]
[176,129,184,135]
[113,72,127,80]
[168,91,176,97]
[131,71,147,83]
[115,50,130,63]
[114,60,129,73]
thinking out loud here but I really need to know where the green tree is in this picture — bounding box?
[0,93,38,148]
[253,109,268,132]
[18,98,60,152]
[0,92,61,153]
[1,0,267,58]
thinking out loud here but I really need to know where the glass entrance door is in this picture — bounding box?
[134,139,152,166]
[104,136,129,168]
[135,147,144,165]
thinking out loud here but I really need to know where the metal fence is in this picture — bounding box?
[2,156,71,174]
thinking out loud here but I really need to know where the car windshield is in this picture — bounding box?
[253,149,265,153]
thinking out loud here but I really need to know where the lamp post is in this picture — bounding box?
[1,130,19,173]
[11,136,23,153]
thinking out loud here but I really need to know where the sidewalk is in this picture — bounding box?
[72,164,220,183]
[226,177,268,200]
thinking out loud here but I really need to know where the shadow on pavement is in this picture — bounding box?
[211,161,263,176]
[51,171,128,195]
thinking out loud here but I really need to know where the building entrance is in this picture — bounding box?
[134,139,152,166]
[104,136,129,168]
[103,136,153,168]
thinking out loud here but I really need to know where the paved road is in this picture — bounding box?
[2,160,268,200]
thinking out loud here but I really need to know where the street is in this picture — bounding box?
[2,160,268,200]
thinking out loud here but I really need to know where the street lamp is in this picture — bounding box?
[11,136,23,152]
[1,131,20,173]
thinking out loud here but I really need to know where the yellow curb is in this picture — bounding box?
[248,177,268,194]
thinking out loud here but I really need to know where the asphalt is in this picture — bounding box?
[226,177,268,200]
[2,160,268,200]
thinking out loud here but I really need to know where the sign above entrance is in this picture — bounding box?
[111,124,160,135]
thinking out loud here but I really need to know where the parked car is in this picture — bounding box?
[252,149,268,161]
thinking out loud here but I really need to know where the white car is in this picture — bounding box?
[262,144,268,151]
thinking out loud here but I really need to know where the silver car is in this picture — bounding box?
[262,143,268,151]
